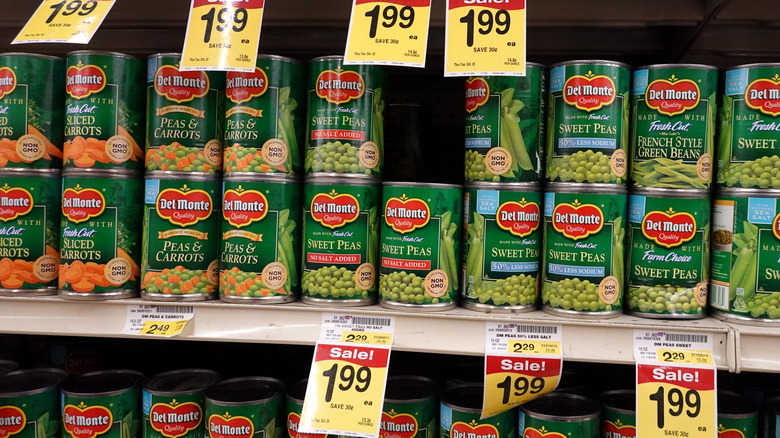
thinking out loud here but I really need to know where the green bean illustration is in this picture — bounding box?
[277,87,300,171]
[373,87,385,160]
[633,157,706,188]
[465,211,485,290]
[717,94,734,173]
[439,211,458,292]
[277,208,298,290]
[612,216,624,284]
[500,87,534,171]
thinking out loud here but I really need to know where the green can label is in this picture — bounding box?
[220,178,301,299]
[60,176,143,294]
[631,66,717,189]
[0,389,60,438]
[382,401,437,438]
[542,188,627,313]
[145,56,225,174]
[717,416,757,438]
[626,192,710,316]
[206,398,282,438]
[224,57,305,174]
[141,178,220,297]
[62,392,141,438]
[63,53,145,171]
[440,404,515,438]
[302,182,379,301]
[380,186,462,306]
[304,58,385,175]
[144,392,205,438]
[519,412,598,438]
[0,55,65,169]
[464,68,545,182]
[0,175,60,291]
[601,409,635,438]
[710,193,780,319]
[546,63,630,184]
[718,65,780,189]
[463,186,541,307]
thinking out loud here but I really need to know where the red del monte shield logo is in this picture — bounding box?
[380,411,417,438]
[208,414,254,438]
[385,195,430,234]
[496,199,540,238]
[642,208,696,249]
[522,427,566,438]
[450,422,499,438]
[155,65,210,103]
[316,68,364,104]
[223,187,268,228]
[156,185,213,227]
[66,64,106,99]
[287,413,326,438]
[563,71,616,111]
[150,401,202,438]
[226,68,268,104]
[645,75,700,116]
[62,186,105,224]
[0,185,33,222]
[0,67,16,99]
[310,190,360,229]
[465,77,489,113]
[745,74,780,116]
[63,403,113,438]
[602,420,636,438]
[718,428,745,438]
[0,406,26,438]
[773,213,780,241]
[552,200,604,240]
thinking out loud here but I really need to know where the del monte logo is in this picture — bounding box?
[645,74,700,116]
[156,184,213,227]
[642,207,696,248]
[149,399,202,438]
[208,413,254,438]
[563,70,616,111]
[465,77,489,113]
[310,189,360,229]
[226,68,268,104]
[717,424,745,438]
[63,402,113,438]
[0,67,16,99]
[496,198,540,238]
[385,194,430,234]
[62,185,105,224]
[0,184,33,222]
[223,185,268,228]
[66,62,106,99]
[0,406,26,438]
[745,74,780,116]
[773,212,780,241]
[380,409,417,438]
[450,420,499,438]
[316,67,364,104]
[552,199,604,240]
[522,426,566,438]
[155,64,210,103]
[603,419,635,438]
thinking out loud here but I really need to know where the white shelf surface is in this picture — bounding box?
[722,322,780,373]
[0,297,734,370]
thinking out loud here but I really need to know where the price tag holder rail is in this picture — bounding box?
[121,304,195,338]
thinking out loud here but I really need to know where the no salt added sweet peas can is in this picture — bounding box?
[380,182,462,310]
[518,393,601,438]
[142,369,222,438]
[440,384,516,438]
[205,377,285,438]
[0,368,68,438]
[542,183,627,317]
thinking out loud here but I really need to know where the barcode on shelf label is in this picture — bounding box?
[486,322,562,354]
[634,329,714,365]
[155,306,194,314]
[516,325,558,334]
[665,333,708,343]
[352,317,392,327]
[320,313,396,344]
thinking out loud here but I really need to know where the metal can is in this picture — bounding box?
[305,56,385,177]
[286,379,336,438]
[599,390,636,438]
[380,182,462,311]
[301,176,380,306]
[0,359,18,375]
[710,189,780,324]
[0,368,68,438]
[61,370,144,438]
[464,65,546,183]
[718,63,780,190]
[220,174,301,303]
[542,183,628,317]
[764,396,780,438]
[0,170,60,296]
[205,377,285,438]
[141,173,221,300]
[383,376,439,438]
[625,187,711,319]
[63,51,145,174]
[519,393,600,438]
[145,53,225,174]
[59,171,143,300]
[546,60,630,185]
[142,369,222,438]
[631,64,718,189]
[224,55,305,175]
[0,53,65,170]
[440,384,516,438]
[462,182,541,312]
[718,391,758,438]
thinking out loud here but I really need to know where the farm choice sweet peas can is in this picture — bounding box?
[145,53,225,174]
[625,187,711,319]
[631,64,718,189]
[0,170,60,296]
[224,55,306,175]
[542,183,627,317]
[301,176,380,305]
[220,175,301,303]
[380,182,462,310]
[142,369,222,438]
[462,182,541,312]
[63,51,145,173]
[141,173,221,301]
[546,60,630,185]
[59,171,143,300]
[518,393,601,438]
[440,384,516,438]
[305,56,385,176]
[205,377,284,438]
[0,368,68,438]
[464,65,545,183]
[0,53,64,170]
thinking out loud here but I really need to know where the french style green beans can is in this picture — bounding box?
[0,368,67,438]
[221,175,300,303]
[542,183,627,317]
[710,189,780,324]
[305,56,385,177]
[518,393,600,438]
[464,65,545,182]
[598,390,635,438]
[205,377,284,438]
[301,176,380,305]
[225,55,305,175]
[546,60,630,185]
[462,182,541,312]
[380,182,462,311]
[625,188,711,319]
[440,385,516,438]
[383,376,439,438]
[631,64,718,189]
[718,63,780,189]
[717,391,758,438]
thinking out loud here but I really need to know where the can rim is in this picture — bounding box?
[61,369,144,397]
[441,384,485,413]
[519,393,602,421]
[726,62,780,70]
[309,55,345,63]
[144,170,222,181]
[0,368,68,397]
[384,375,439,403]
[597,389,635,414]
[717,390,759,418]
[0,52,63,61]
[63,169,140,179]
[630,186,710,198]
[206,376,285,406]
[635,63,718,71]
[304,174,381,186]
[383,181,462,190]
[0,169,61,178]
[464,181,542,192]
[546,182,628,194]
[716,187,780,197]
[549,59,631,70]
[143,368,221,396]
[147,52,183,59]
[224,173,300,184]
[257,54,303,65]
[66,50,142,61]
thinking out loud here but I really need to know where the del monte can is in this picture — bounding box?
[440,384,516,438]
[142,368,221,438]
[0,368,68,438]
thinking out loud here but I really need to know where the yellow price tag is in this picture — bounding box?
[445,0,526,76]
[507,339,561,356]
[482,355,560,418]
[181,0,264,72]
[340,331,394,346]
[636,364,716,438]
[657,349,714,366]
[139,319,189,337]
[13,0,115,44]
[344,0,431,67]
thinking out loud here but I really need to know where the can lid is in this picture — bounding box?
[718,391,759,418]
[549,60,631,70]
[225,173,300,184]
[63,168,142,179]
[148,52,183,60]
[441,384,484,413]
[0,359,18,375]
[0,169,61,179]
[726,62,780,70]
[61,370,144,396]
[598,389,636,414]
[465,181,542,192]
[0,52,63,61]
[0,368,68,396]
[144,170,222,181]
[635,63,718,71]
[304,174,381,186]
[547,182,627,194]
[286,379,308,403]
[385,376,439,403]
[309,55,345,63]
[383,181,463,190]
[716,187,780,198]
[256,54,303,65]
[143,369,221,395]
[66,50,143,61]
[206,377,284,405]
[520,393,601,420]
[631,186,710,199]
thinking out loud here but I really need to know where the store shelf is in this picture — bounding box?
[722,322,780,373]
